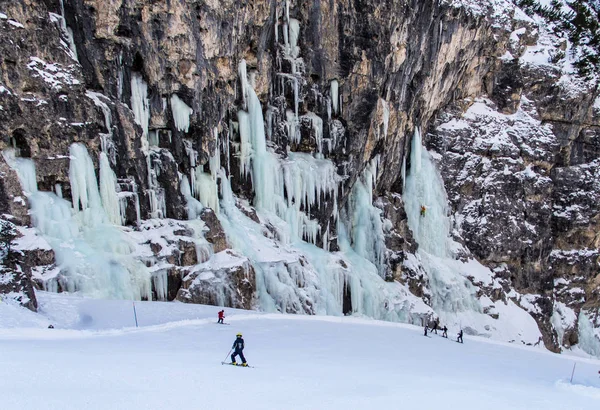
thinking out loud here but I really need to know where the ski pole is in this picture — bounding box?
[223,349,233,363]
[132,301,139,328]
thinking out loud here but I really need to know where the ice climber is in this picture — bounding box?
[420,205,426,217]
[218,310,225,324]
[231,333,248,366]
[457,329,463,344]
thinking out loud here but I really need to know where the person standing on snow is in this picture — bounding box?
[218,310,225,324]
[231,333,248,366]
[424,324,428,337]
[457,329,463,343]
[442,325,448,338]
[431,320,439,334]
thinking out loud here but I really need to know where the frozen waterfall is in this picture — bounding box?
[2,146,152,300]
[196,60,432,323]
[403,129,541,340]
[403,129,481,318]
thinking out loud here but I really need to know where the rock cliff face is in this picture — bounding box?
[0,0,598,354]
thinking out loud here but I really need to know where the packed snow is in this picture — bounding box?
[0,292,599,410]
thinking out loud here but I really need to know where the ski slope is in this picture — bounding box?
[1,292,599,410]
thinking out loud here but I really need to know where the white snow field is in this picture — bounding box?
[1,292,599,410]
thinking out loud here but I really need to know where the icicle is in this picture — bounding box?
[266,106,273,141]
[117,52,123,100]
[238,60,249,111]
[148,130,159,147]
[2,149,38,194]
[86,91,116,164]
[55,183,63,198]
[285,0,290,23]
[152,269,168,301]
[181,175,204,219]
[401,154,407,193]
[283,22,290,54]
[183,139,197,168]
[303,112,324,156]
[322,223,330,251]
[286,109,300,144]
[146,154,166,219]
[57,0,78,62]
[209,128,220,180]
[331,80,339,114]
[170,94,193,133]
[193,141,220,214]
[275,4,279,43]
[69,143,102,212]
[237,110,252,178]
[130,73,150,152]
[288,18,300,58]
[99,152,122,225]
[380,98,389,140]
[412,127,422,173]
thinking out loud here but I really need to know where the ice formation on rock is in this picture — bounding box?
[170,94,193,133]
[3,147,152,300]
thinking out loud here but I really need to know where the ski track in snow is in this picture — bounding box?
[0,293,599,410]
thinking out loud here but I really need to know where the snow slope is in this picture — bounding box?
[0,292,599,410]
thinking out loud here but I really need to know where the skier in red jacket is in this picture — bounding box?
[218,310,225,324]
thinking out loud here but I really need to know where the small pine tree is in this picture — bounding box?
[515,0,600,79]
[0,220,17,261]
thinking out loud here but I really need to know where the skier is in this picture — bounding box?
[231,332,248,366]
[218,310,225,324]
[420,205,426,217]
[431,320,438,334]
[457,329,463,344]
[442,325,448,338]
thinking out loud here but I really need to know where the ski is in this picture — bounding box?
[221,361,254,368]
[215,322,231,325]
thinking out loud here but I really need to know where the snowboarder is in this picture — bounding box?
[431,320,438,334]
[218,310,225,324]
[457,329,463,344]
[442,325,448,338]
[420,205,426,217]
[231,333,247,366]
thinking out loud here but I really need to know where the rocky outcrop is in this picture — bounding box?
[1,220,38,311]
[176,250,255,310]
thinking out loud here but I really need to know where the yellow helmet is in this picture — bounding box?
[236,333,242,337]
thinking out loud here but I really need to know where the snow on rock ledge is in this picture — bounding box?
[176,250,255,310]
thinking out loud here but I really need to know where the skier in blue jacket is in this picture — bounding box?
[231,333,248,366]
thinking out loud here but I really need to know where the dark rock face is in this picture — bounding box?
[0,224,39,311]
[200,208,228,253]
[0,260,38,311]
